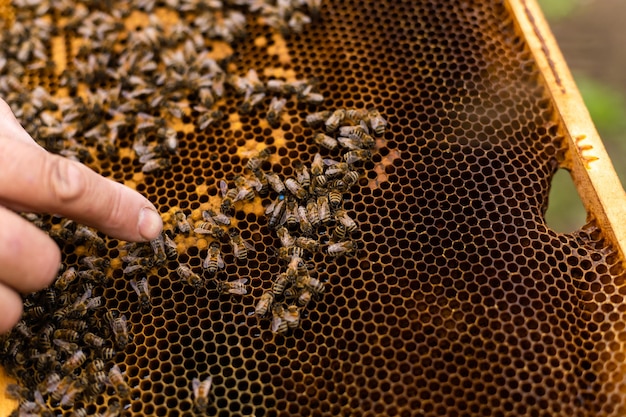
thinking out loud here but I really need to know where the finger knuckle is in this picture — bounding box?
[50,156,86,202]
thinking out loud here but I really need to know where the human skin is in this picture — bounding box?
[0,98,163,334]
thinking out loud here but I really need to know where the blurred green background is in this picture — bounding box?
[538,0,626,233]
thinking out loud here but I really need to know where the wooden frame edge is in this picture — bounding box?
[506,0,626,259]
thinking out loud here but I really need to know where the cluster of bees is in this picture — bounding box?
[248,106,387,333]
[0,221,131,417]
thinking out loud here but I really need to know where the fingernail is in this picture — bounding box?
[138,207,163,241]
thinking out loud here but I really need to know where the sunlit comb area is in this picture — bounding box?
[1,1,626,417]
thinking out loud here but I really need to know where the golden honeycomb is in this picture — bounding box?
[2,0,626,416]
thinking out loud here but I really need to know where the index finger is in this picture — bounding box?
[0,137,163,242]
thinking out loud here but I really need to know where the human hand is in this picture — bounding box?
[0,98,163,334]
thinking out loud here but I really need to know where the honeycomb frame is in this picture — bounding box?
[2,0,626,416]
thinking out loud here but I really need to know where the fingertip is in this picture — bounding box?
[138,206,164,241]
[0,284,23,335]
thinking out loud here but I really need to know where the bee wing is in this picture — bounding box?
[194,227,213,235]
[192,377,200,399]
[140,277,150,294]
[217,253,225,269]
[271,316,283,333]
[265,200,276,215]
[243,240,255,252]
[219,180,229,197]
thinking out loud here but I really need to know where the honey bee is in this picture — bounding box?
[252,167,269,196]
[344,149,372,165]
[229,229,255,261]
[297,275,325,295]
[198,86,215,108]
[174,210,191,233]
[255,291,275,317]
[246,147,271,171]
[111,315,130,350]
[54,328,79,342]
[297,288,313,307]
[142,156,171,174]
[194,220,225,238]
[100,347,117,360]
[71,407,88,417]
[345,108,369,122]
[192,376,213,412]
[234,175,258,202]
[239,91,266,115]
[342,170,360,189]
[335,209,358,234]
[203,208,231,226]
[296,84,324,105]
[130,277,151,312]
[74,224,106,252]
[305,110,331,128]
[313,132,338,150]
[61,349,86,374]
[286,256,307,279]
[283,305,302,330]
[203,242,225,276]
[327,188,343,208]
[294,162,311,190]
[150,234,167,264]
[317,195,331,225]
[220,180,238,215]
[86,358,105,374]
[295,236,320,253]
[272,272,290,296]
[297,205,313,235]
[59,319,88,333]
[265,172,286,195]
[306,199,320,229]
[271,305,288,334]
[5,383,29,401]
[60,377,87,407]
[177,265,204,291]
[198,109,224,130]
[337,135,369,151]
[14,319,33,338]
[55,267,77,290]
[287,10,312,33]
[338,123,375,147]
[325,108,345,133]
[285,199,299,230]
[278,245,306,261]
[310,153,325,176]
[122,262,150,276]
[368,107,388,136]
[327,240,358,257]
[266,198,286,229]
[164,234,178,259]
[109,365,130,397]
[72,288,102,316]
[218,278,248,295]
[47,374,72,402]
[83,332,105,348]
[81,256,110,271]
[285,177,308,200]
[267,96,286,128]
[276,226,295,247]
